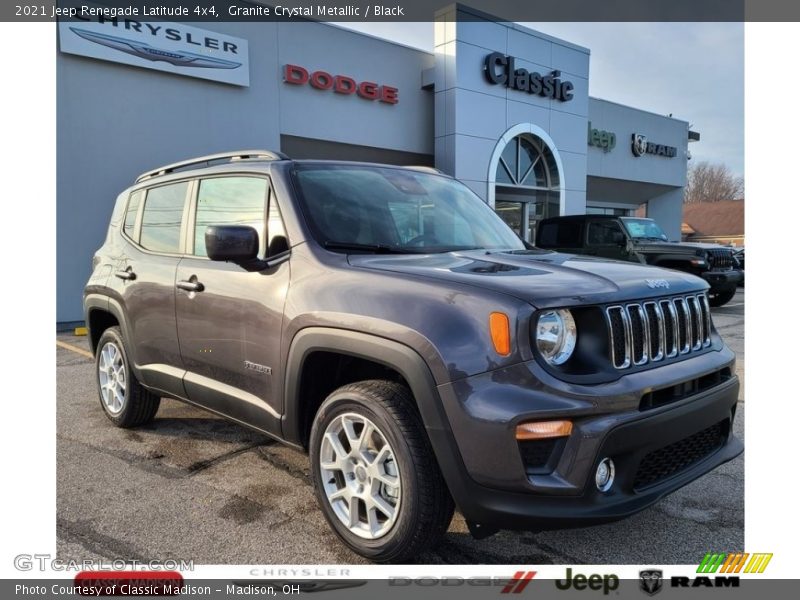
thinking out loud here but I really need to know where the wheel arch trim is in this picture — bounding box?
[84,294,137,366]
[282,327,474,510]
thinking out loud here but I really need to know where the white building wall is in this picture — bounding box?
[434,4,589,216]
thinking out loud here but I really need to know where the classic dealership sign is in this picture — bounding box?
[58,14,249,86]
[483,52,574,102]
[631,133,677,158]
[283,64,399,104]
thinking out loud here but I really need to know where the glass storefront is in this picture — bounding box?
[493,134,560,243]
[586,206,633,216]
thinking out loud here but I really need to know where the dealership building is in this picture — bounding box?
[57,4,696,322]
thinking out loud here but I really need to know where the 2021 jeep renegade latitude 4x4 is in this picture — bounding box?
[84,151,743,562]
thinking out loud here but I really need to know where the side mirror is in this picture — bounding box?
[205,225,259,263]
[612,231,626,246]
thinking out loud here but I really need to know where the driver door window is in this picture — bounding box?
[587,221,624,246]
[193,177,268,257]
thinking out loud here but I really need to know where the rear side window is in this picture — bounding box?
[140,181,189,253]
[123,190,142,239]
[537,223,558,247]
[193,177,268,257]
[537,221,582,248]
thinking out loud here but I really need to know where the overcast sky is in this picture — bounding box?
[336,22,744,178]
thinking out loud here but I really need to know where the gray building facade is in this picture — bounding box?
[57,4,693,322]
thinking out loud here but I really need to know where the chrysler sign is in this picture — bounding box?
[58,13,249,86]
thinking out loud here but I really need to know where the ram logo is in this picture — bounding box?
[632,133,649,157]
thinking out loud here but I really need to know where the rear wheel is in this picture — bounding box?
[309,380,454,563]
[707,288,736,307]
[95,327,160,428]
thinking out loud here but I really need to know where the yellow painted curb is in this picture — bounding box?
[74,326,88,336]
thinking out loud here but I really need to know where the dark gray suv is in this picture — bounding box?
[84,150,742,562]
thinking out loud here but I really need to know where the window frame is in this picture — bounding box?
[538,220,583,249]
[122,179,194,257]
[121,189,144,243]
[586,219,625,247]
[185,173,289,260]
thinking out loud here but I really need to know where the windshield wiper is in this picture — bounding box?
[323,241,411,254]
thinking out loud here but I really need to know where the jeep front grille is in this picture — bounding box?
[708,248,734,271]
[605,293,711,369]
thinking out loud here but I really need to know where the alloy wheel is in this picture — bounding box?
[319,412,402,539]
[98,341,126,415]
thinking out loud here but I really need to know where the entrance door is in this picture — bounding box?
[493,134,561,243]
[494,199,524,239]
[495,187,559,243]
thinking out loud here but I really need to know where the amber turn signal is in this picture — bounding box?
[515,420,573,440]
[489,312,511,356]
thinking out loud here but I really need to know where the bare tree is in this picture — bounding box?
[684,161,744,203]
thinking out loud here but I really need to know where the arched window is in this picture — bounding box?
[494,134,561,242]
[496,135,560,189]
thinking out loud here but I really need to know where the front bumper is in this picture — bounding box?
[702,269,743,291]
[432,349,742,529]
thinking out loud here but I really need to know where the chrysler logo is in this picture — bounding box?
[646,279,670,289]
[70,28,242,69]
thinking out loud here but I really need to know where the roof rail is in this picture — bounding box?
[135,150,289,183]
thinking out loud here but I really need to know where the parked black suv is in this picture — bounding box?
[84,151,742,562]
[536,215,742,306]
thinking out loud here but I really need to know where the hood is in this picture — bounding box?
[634,240,730,253]
[348,250,708,309]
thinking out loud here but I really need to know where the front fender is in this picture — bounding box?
[281,327,474,510]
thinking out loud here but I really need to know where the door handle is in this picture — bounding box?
[114,269,136,280]
[176,280,204,292]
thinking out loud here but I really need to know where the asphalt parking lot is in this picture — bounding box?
[56,288,744,565]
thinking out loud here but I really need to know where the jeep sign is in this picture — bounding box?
[588,122,616,152]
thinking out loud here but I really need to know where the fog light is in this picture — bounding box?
[595,458,615,492]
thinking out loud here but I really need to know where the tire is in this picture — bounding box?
[309,380,454,563]
[707,288,736,307]
[95,326,160,428]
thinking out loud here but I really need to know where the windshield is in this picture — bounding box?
[291,164,525,253]
[621,218,669,241]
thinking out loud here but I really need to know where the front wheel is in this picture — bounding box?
[708,288,736,307]
[309,380,454,563]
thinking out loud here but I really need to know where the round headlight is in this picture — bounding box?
[535,309,577,365]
